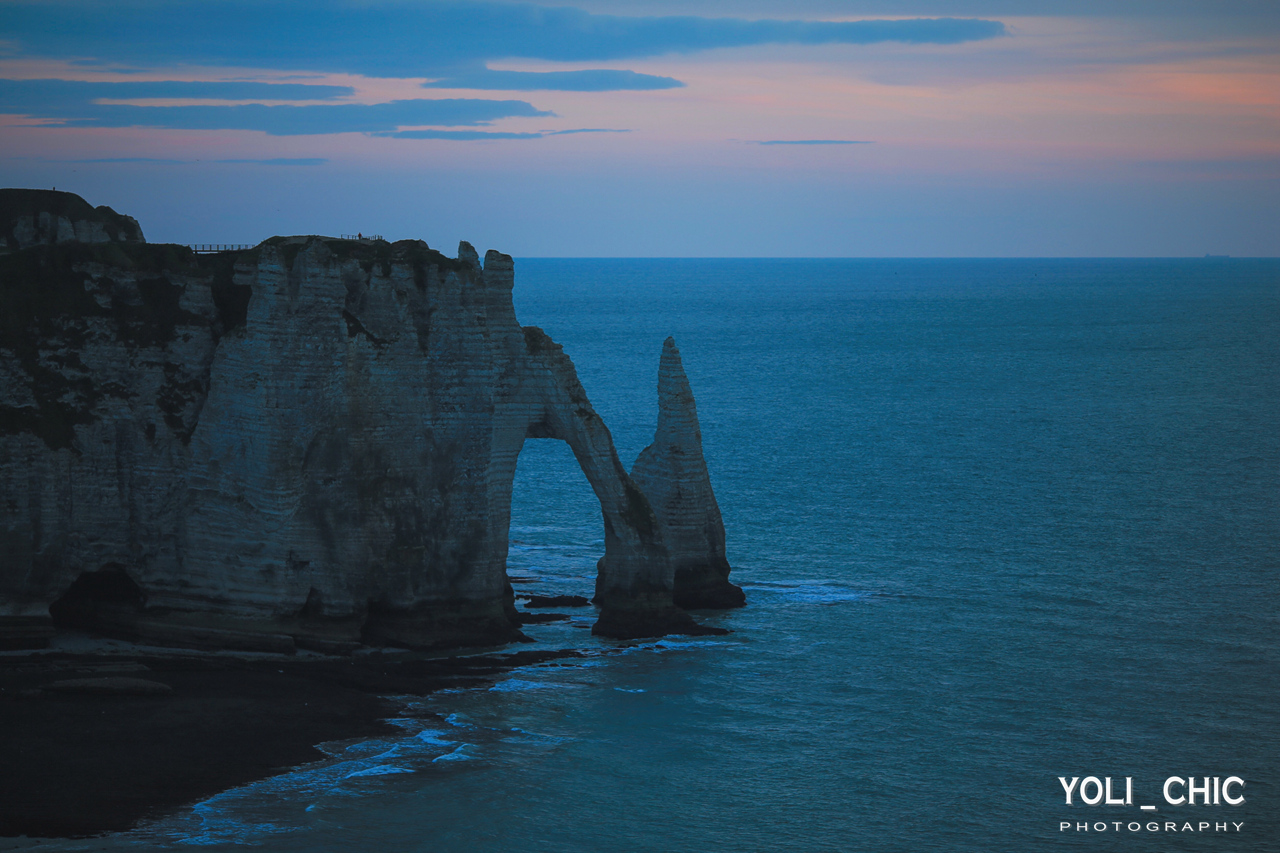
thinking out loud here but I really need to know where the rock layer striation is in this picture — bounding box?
[631,338,745,609]
[0,191,737,651]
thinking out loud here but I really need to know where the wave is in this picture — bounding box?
[431,745,476,763]
[742,579,875,604]
[489,677,585,692]
[343,765,413,779]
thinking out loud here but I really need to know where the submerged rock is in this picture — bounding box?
[42,677,172,697]
[515,612,571,625]
[0,190,740,651]
[523,594,591,608]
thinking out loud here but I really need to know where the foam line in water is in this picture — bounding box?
[489,677,583,692]
[145,620,739,845]
[744,579,872,603]
[432,744,476,763]
[343,765,413,779]
[416,729,456,746]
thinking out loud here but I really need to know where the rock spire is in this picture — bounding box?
[631,338,745,609]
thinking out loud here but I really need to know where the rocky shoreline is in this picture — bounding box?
[0,635,588,838]
[0,188,746,839]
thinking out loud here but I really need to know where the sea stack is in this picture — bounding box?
[631,338,746,609]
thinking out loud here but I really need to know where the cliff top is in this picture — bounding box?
[0,190,510,280]
[249,234,478,275]
[0,188,143,231]
[1,189,105,222]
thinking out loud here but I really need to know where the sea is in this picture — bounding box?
[21,259,1279,852]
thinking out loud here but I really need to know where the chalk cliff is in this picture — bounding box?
[631,338,745,609]
[1,189,144,253]
[0,190,730,652]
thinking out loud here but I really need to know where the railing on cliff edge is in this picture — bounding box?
[188,235,383,254]
[188,244,252,254]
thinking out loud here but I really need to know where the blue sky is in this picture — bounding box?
[1,1,1277,255]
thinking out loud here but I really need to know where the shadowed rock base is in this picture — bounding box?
[361,600,527,650]
[0,616,54,650]
[46,570,527,653]
[592,589,728,640]
[631,338,746,613]
[673,563,747,610]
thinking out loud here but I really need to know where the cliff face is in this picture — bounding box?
[1,189,145,252]
[0,191,734,652]
[631,338,745,609]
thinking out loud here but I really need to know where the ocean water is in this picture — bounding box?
[24,259,1279,852]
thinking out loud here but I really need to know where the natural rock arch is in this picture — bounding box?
[486,324,703,639]
[0,190,738,652]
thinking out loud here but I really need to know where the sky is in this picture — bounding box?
[1,0,1277,256]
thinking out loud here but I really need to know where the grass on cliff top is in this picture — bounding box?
[252,236,474,277]
[0,189,142,241]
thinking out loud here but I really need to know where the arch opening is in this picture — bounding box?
[504,438,602,627]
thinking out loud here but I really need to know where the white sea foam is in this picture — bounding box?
[488,677,579,692]
[174,820,292,847]
[416,729,456,746]
[499,726,574,746]
[104,598,734,847]
[745,580,871,604]
[109,700,491,847]
[343,765,413,779]
[615,637,733,656]
[431,744,476,762]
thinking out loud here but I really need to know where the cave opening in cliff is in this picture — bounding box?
[508,438,604,603]
[48,563,146,636]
